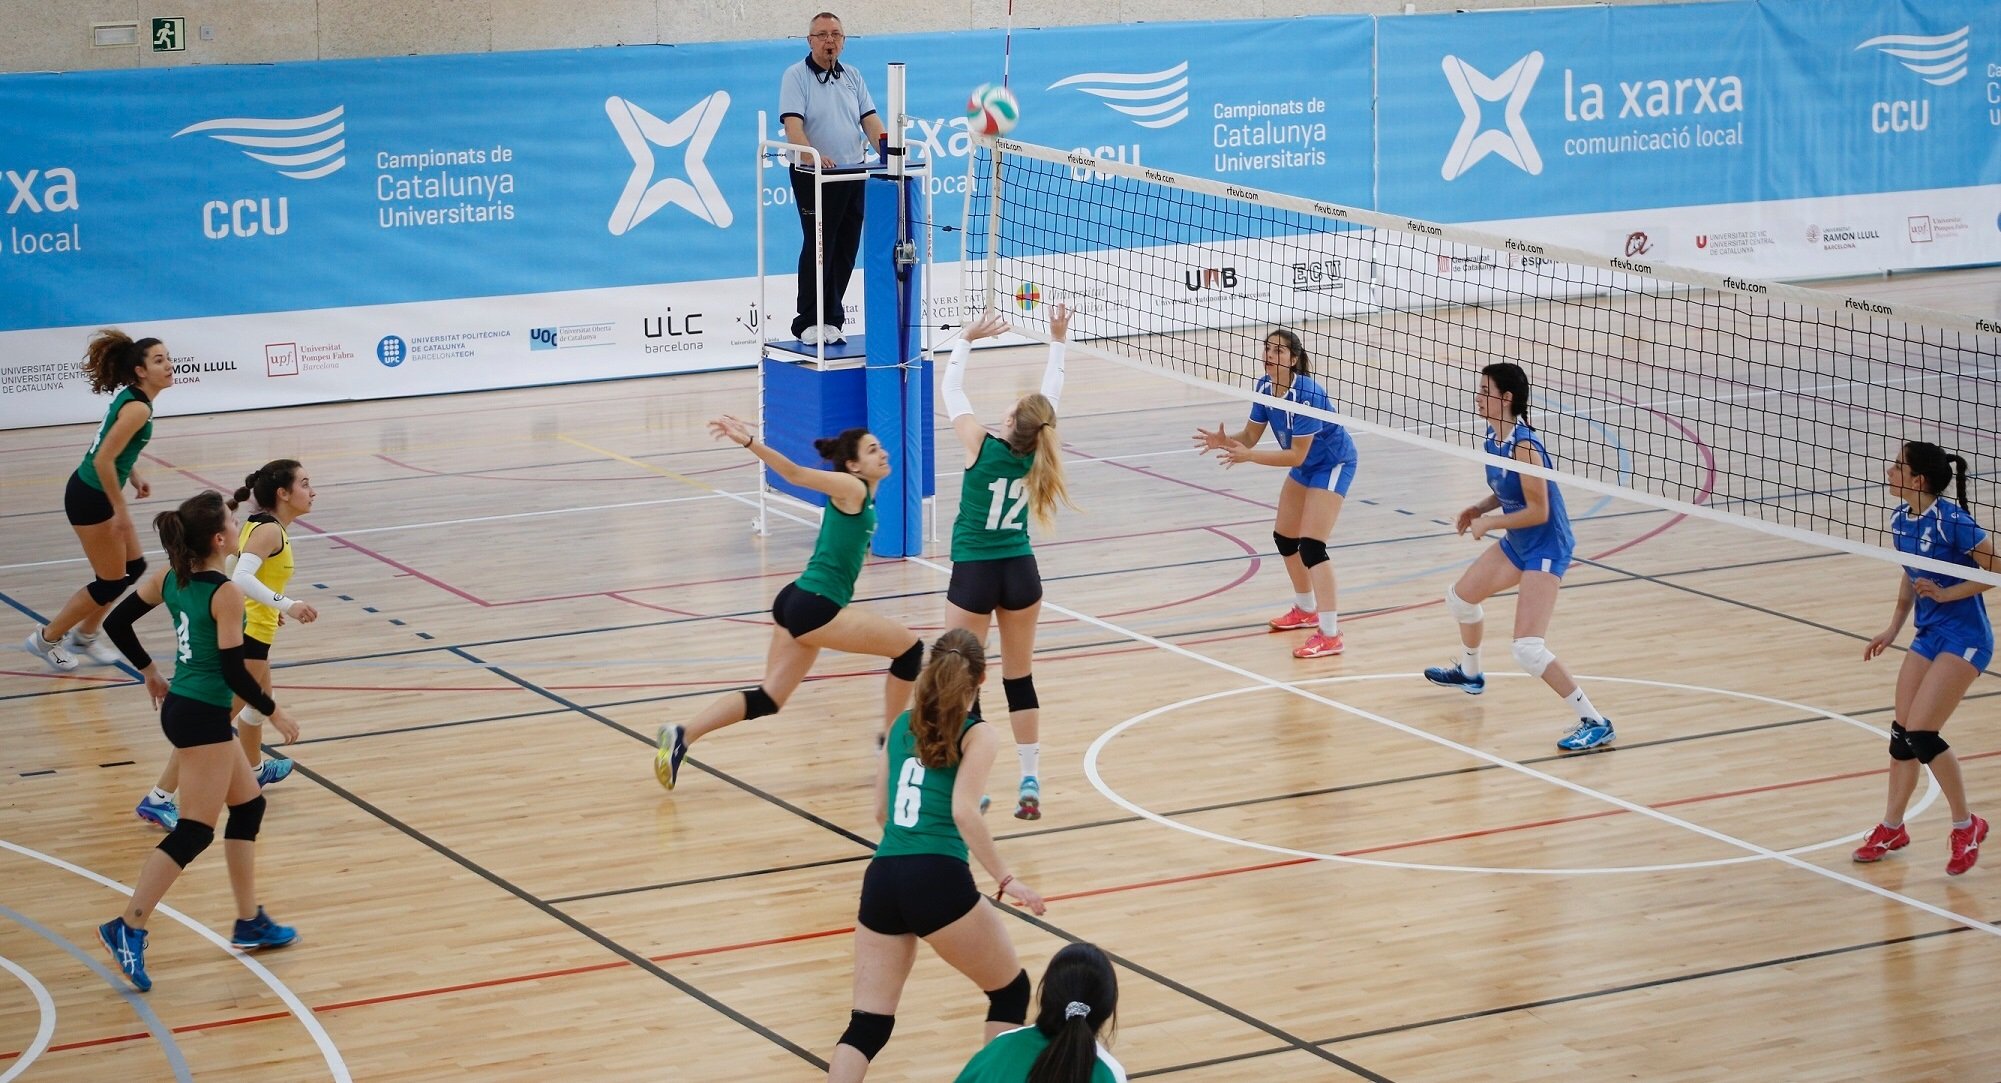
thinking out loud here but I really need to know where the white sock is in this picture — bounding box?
[1564,687,1601,722]
[1317,611,1339,636]
[1459,646,1482,677]
[71,629,96,644]
[1953,816,1974,830]
[148,787,173,803]
[1883,820,1903,830]
[1017,743,1040,780]
[1294,592,1315,613]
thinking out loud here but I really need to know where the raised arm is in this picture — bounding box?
[709,414,866,507]
[943,312,1012,461]
[1040,303,1070,409]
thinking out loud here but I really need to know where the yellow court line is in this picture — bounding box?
[555,433,722,494]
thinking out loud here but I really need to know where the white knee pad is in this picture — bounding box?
[1511,637,1554,678]
[1445,586,1484,626]
[236,706,266,727]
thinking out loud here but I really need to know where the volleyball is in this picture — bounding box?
[966,83,1020,137]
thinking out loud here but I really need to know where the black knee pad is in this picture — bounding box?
[889,639,923,681]
[86,575,126,605]
[225,794,267,841]
[1003,674,1039,713]
[157,819,215,868]
[985,968,1031,1024]
[742,686,779,720]
[1297,537,1330,568]
[1272,532,1301,558]
[121,556,147,587]
[1908,729,1950,764]
[1888,722,1917,762]
[838,1010,895,1061]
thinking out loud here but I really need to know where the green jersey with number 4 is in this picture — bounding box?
[874,710,983,861]
[161,570,234,708]
[75,386,153,492]
[952,434,1035,562]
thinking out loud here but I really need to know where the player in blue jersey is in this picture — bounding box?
[1853,441,1997,875]
[1422,362,1614,752]
[1193,329,1358,659]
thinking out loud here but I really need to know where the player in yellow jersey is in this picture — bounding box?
[135,461,320,830]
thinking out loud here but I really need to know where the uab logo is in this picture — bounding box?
[1183,266,1238,291]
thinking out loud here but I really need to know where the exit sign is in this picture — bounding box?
[151,17,184,52]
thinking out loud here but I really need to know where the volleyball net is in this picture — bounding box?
[959,137,2001,586]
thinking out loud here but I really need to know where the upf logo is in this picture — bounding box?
[1624,231,1653,257]
[265,342,299,377]
[1856,26,1968,134]
[1048,62,1190,129]
[606,91,733,235]
[1183,266,1238,292]
[1440,52,1544,180]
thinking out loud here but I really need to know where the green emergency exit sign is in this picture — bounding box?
[151,17,184,52]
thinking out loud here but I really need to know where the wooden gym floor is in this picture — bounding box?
[1,269,1997,1081]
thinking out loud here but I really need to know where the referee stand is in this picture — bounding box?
[756,63,934,557]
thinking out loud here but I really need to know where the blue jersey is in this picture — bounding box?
[1249,374,1355,473]
[1891,499,1992,643]
[1486,422,1574,573]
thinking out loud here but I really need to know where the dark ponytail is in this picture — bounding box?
[154,490,228,587]
[912,628,984,768]
[229,458,302,511]
[812,427,872,475]
[1480,361,1533,427]
[1026,943,1119,1083]
[82,330,161,395]
[1903,441,1970,506]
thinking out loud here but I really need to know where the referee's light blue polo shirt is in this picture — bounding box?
[780,55,878,167]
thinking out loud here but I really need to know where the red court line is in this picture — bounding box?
[12,749,1976,1062]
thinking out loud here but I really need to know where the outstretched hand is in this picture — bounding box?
[1215,438,1253,468]
[708,414,753,448]
[962,311,1011,343]
[1192,422,1230,452]
[1050,302,1071,342]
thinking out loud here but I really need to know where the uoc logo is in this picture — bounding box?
[376,335,407,368]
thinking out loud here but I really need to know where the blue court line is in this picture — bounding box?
[0,903,192,1082]
[0,589,142,682]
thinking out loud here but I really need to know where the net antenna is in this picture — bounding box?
[963,135,2001,586]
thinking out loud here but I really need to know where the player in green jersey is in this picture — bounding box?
[940,306,1077,820]
[955,942,1126,1083]
[96,491,304,992]
[656,421,924,791]
[25,330,175,672]
[828,628,1048,1081]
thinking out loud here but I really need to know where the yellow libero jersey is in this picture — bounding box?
[238,513,293,641]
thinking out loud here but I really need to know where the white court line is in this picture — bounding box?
[1085,672,1941,875]
[697,471,2001,936]
[0,838,351,1082]
[0,953,55,1083]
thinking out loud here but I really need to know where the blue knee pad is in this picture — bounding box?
[157,819,215,868]
[838,1010,894,1061]
[889,639,923,681]
[1272,532,1301,558]
[1002,674,1038,713]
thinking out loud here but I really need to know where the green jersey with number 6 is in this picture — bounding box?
[161,570,235,708]
[952,434,1035,562]
[874,710,983,861]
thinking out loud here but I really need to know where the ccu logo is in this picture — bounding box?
[1047,63,1190,129]
[1856,26,1969,134]
[606,92,732,234]
[175,106,344,241]
[1440,52,1544,180]
[376,335,406,368]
